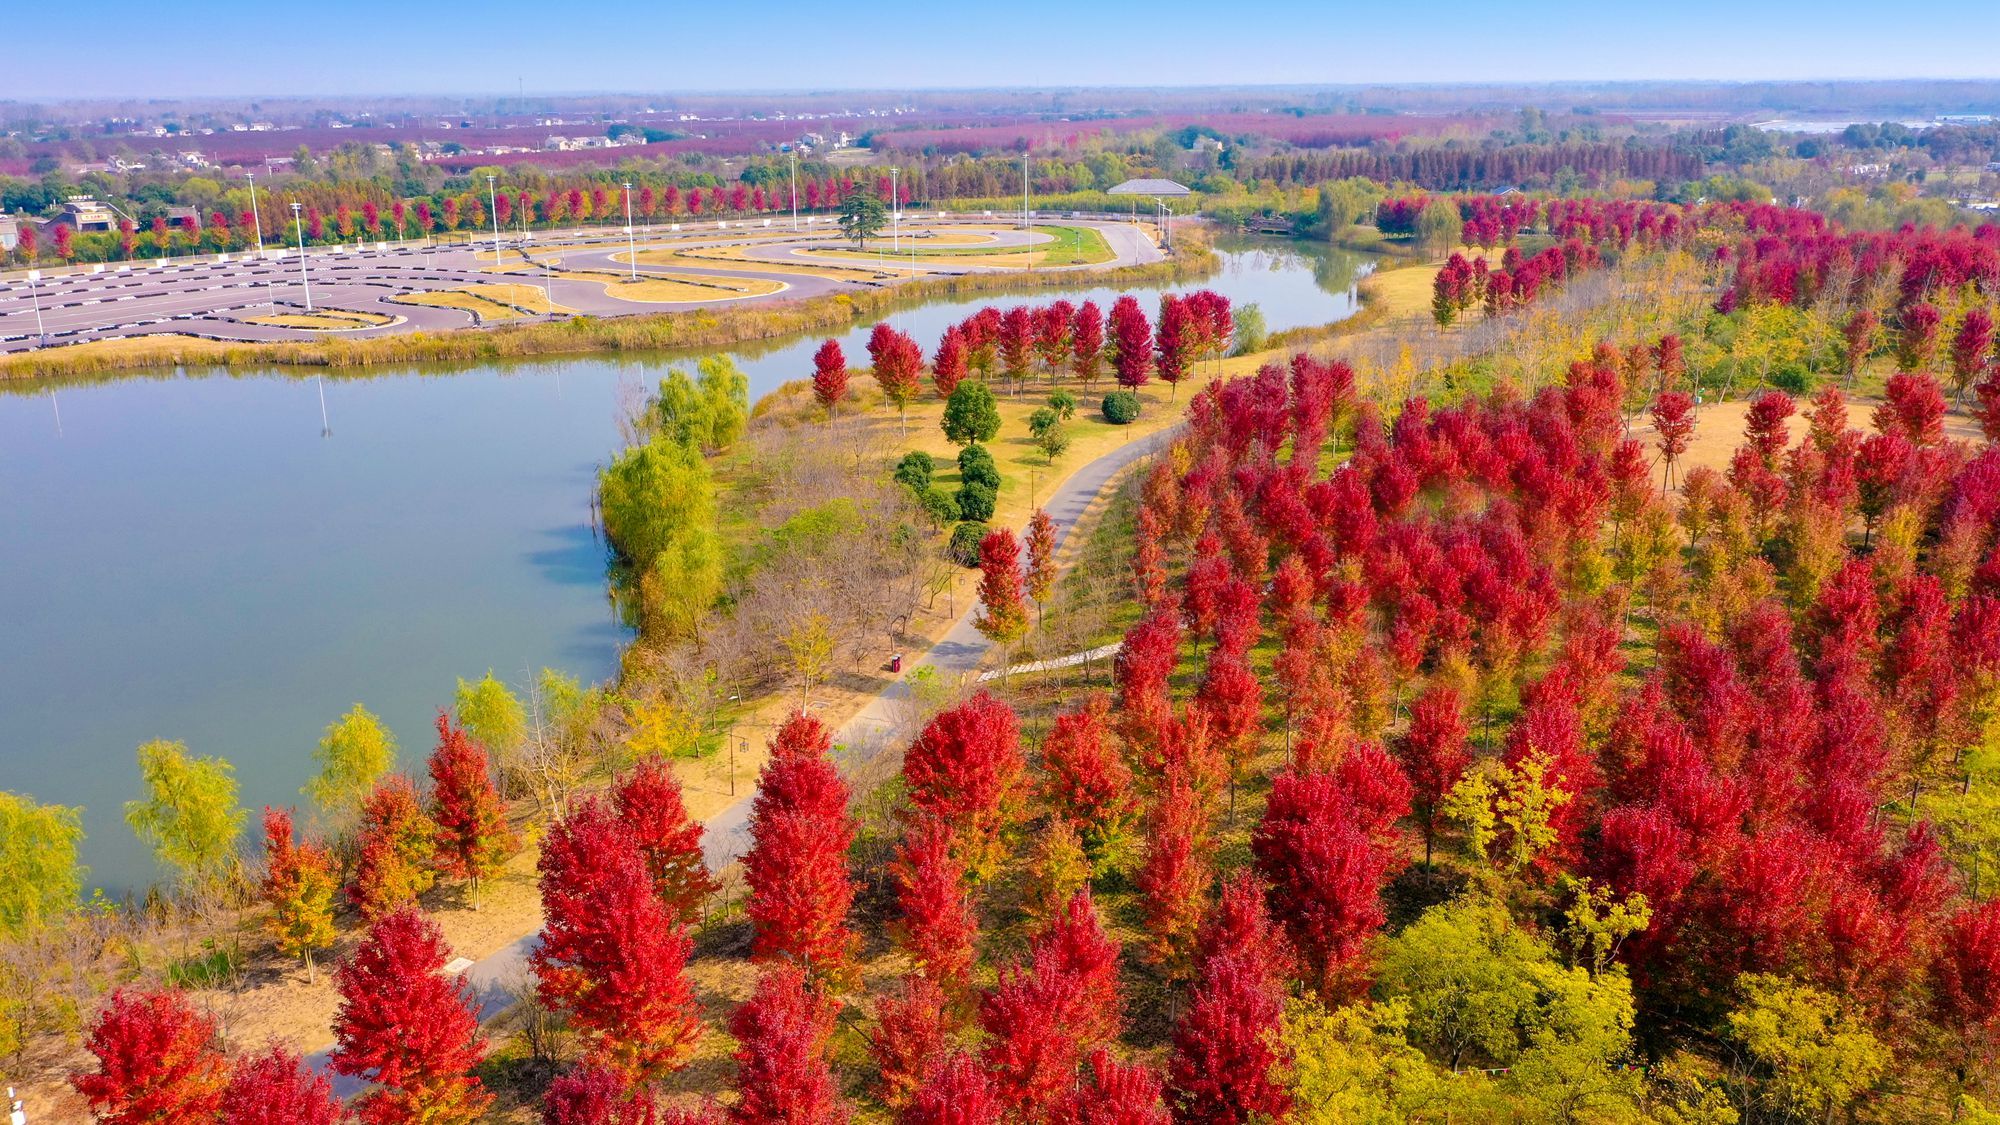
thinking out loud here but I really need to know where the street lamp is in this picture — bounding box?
[486,175,502,265]
[289,202,313,311]
[622,181,637,280]
[24,269,47,348]
[789,150,800,232]
[244,171,265,254]
[889,167,899,254]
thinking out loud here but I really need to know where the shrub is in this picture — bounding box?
[1102,390,1141,424]
[1770,364,1811,394]
[949,523,987,567]
[958,444,1001,490]
[956,480,998,523]
[894,451,935,492]
[1048,390,1078,420]
[919,488,960,525]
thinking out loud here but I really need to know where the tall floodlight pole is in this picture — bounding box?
[290,202,313,311]
[245,171,265,253]
[487,175,502,263]
[1022,150,1032,273]
[789,150,799,232]
[25,269,47,347]
[889,167,899,254]
[622,181,637,280]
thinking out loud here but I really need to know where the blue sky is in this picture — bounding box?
[6,0,1998,100]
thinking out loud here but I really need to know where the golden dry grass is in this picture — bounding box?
[393,284,574,319]
[243,309,391,330]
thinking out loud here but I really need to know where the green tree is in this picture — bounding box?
[305,704,397,818]
[0,792,85,933]
[1726,974,1886,1123]
[125,740,247,890]
[1028,407,1070,463]
[1375,897,1637,1109]
[652,355,749,453]
[455,672,527,766]
[1284,996,1446,1123]
[599,437,724,640]
[1415,199,1465,258]
[941,380,1001,446]
[1232,303,1267,355]
[839,186,887,248]
[1318,177,1384,237]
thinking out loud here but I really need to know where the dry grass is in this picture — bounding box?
[243,309,392,330]
[393,284,575,319]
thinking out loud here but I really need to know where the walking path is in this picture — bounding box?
[976,642,1124,682]
[313,420,1176,1091]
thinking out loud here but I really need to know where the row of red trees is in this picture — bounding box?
[808,291,1239,421]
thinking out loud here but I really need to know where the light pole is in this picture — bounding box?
[727,693,741,795]
[622,181,637,280]
[245,171,265,254]
[789,150,800,232]
[1022,149,1032,273]
[24,269,47,347]
[486,175,502,264]
[290,202,313,311]
[889,167,900,254]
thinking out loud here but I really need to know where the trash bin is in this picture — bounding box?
[890,653,904,674]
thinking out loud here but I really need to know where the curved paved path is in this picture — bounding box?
[311,415,1178,1093]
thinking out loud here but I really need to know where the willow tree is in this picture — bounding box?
[125,740,246,891]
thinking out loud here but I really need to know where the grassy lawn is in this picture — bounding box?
[392,284,574,319]
[243,309,391,329]
[809,224,1114,270]
[480,264,788,303]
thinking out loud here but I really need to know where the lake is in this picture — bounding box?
[0,234,1375,892]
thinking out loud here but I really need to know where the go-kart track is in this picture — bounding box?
[0,215,1166,355]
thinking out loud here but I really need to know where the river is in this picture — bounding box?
[0,234,1375,892]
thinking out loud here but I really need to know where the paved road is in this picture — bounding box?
[0,216,1165,355]
[310,417,1178,1092]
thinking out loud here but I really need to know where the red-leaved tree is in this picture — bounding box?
[1167,879,1293,1124]
[427,711,517,890]
[71,987,228,1124]
[745,710,859,988]
[1110,295,1152,390]
[811,339,849,420]
[902,690,1026,880]
[613,757,716,923]
[534,796,703,1081]
[890,815,980,994]
[330,905,492,1125]
[902,1052,1000,1125]
[222,1044,343,1125]
[975,528,1031,648]
[729,965,849,1125]
[1039,693,1137,852]
[347,774,437,920]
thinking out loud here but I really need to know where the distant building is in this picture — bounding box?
[162,205,201,229]
[0,214,19,251]
[59,196,116,232]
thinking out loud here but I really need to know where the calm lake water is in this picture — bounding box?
[0,235,1374,892]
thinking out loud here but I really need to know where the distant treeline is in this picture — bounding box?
[1248,141,1704,191]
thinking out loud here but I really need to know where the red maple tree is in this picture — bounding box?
[71,987,228,1124]
[427,711,517,889]
[902,690,1025,880]
[811,340,849,419]
[534,796,703,1081]
[221,1044,343,1125]
[613,756,717,923]
[729,965,849,1125]
[745,710,859,987]
[330,905,491,1125]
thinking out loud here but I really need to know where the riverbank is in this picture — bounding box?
[0,236,1217,383]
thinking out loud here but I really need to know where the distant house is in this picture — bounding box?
[58,196,116,232]
[0,213,19,251]
[162,205,201,229]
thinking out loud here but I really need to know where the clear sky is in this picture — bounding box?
[5,0,1998,101]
